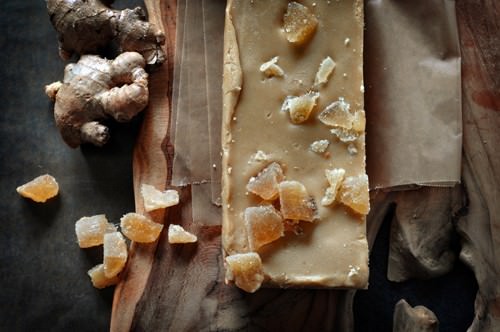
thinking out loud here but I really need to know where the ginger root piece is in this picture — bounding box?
[46,0,165,66]
[46,52,149,148]
[16,174,59,203]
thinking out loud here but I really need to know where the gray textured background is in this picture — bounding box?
[0,1,142,331]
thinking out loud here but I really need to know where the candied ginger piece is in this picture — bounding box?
[319,97,352,129]
[75,214,109,248]
[141,184,179,212]
[244,205,284,251]
[352,110,366,132]
[16,174,59,203]
[225,252,264,293]
[120,212,163,243]
[321,168,346,206]
[103,231,128,278]
[283,2,318,45]
[310,139,330,154]
[339,174,370,215]
[247,162,285,200]
[279,180,318,222]
[281,92,319,124]
[168,224,197,244]
[314,56,336,87]
[87,264,119,289]
[330,127,359,143]
[260,56,284,78]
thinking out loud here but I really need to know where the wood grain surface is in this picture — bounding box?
[110,1,500,331]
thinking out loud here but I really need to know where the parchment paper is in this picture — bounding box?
[365,0,461,189]
[171,0,462,222]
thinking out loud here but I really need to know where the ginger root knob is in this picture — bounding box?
[46,52,149,148]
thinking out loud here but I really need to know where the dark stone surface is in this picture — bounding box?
[0,1,143,331]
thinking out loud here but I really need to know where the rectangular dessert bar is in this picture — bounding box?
[222,0,369,292]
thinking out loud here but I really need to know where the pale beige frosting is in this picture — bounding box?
[222,0,368,288]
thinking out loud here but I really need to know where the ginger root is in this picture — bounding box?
[46,52,149,148]
[47,0,165,66]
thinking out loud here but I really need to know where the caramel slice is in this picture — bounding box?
[222,0,368,291]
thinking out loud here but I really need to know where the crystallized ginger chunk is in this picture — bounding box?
[260,56,285,78]
[103,231,128,278]
[283,2,318,45]
[75,214,111,248]
[279,180,318,222]
[310,139,330,154]
[330,128,359,143]
[87,264,119,289]
[246,162,285,200]
[244,205,284,251]
[339,174,370,215]
[141,184,179,212]
[120,212,163,243]
[16,174,59,203]
[225,252,264,293]
[351,109,366,132]
[314,56,336,88]
[282,92,319,124]
[319,97,352,129]
[168,224,197,244]
[321,168,346,206]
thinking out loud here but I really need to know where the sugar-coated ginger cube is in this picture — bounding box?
[352,110,366,132]
[283,2,318,45]
[314,56,336,87]
[103,231,128,278]
[282,92,319,124]
[279,180,318,222]
[168,224,197,244]
[310,139,330,154]
[244,205,284,251]
[141,184,179,212]
[319,97,352,129]
[225,252,264,293]
[87,264,120,289]
[16,174,59,203]
[260,56,285,78]
[321,168,346,206]
[246,162,285,200]
[75,214,110,248]
[339,174,370,215]
[120,212,163,243]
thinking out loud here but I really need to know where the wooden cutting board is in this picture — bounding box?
[111,1,500,331]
